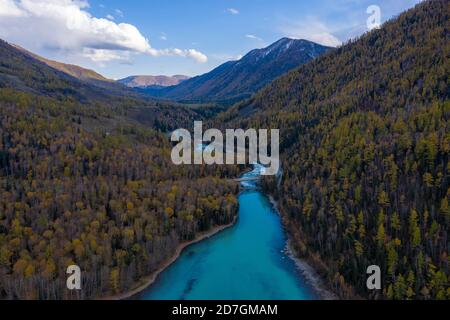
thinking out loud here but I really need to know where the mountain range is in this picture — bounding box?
[143,38,331,103]
[7,38,331,105]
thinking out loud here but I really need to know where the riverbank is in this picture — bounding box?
[108,164,332,300]
[104,216,238,300]
[268,195,337,300]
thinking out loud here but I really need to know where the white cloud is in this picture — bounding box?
[0,0,26,16]
[105,14,114,20]
[226,8,239,15]
[0,0,207,63]
[280,17,341,47]
[160,33,167,41]
[82,48,129,62]
[245,34,263,41]
[154,48,208,64]
[185,49,208,63]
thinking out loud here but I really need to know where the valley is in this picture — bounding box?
[0,0,448,301]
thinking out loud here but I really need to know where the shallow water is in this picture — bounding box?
[140,165,317,300]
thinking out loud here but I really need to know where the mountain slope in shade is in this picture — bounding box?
[146,38,331,103]
[118,75,190,88]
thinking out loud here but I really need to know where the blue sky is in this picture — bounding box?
[0,0,422,79]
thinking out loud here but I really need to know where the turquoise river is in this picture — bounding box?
[140,165,318,300]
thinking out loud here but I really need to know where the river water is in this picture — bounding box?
[140,164,317,300]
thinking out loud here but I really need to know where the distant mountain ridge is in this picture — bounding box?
[144,38,331,103]
[118,75,190,88]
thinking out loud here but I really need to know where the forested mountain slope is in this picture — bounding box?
[0,41,242,299]
[220,0,449,299]
[146,38,330,103]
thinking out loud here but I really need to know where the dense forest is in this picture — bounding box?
[220,0,449,299]
[0,41,242,298]
[0,0,448,301]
